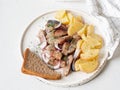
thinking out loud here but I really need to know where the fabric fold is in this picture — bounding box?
[87,0,120,60]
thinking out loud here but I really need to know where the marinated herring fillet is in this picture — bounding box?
[21,48,61,80]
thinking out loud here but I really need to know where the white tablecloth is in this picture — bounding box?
[0,0,120,90]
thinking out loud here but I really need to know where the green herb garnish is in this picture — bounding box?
[47,23,55,27]
[63,56,68,61]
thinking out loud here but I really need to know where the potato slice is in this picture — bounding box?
[90,34,103,43]
[75,58,99,73]
[55,10,70,25]
[81,34,87,40]
[87,25,94,36]
[87,35,102,48]
[80,49,99,61]
[75,59,85,71]
[80,60,99,73]
[81,36,102,52]
[67,12,74,23]
[55,10,66,19]
[87,25,103,43]
[75,16,83,23]
[68,18,84,36]
[60,15,69,24]
[77,24,88,37]
[76,40,83,49]
[81,40,90,52]
[87,25,103,42]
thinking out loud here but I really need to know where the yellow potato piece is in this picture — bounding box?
[55,10,70,25]
[90,34,103,43]
[75,16,83,22]
[87,25,94,36]
[80,60,99,73]
[55,10,66,19]
[67,12,74,23]
[68,18,84,36]
[76,40,83,49]
[80,59,99,73]
[77,24,88,37]
[75,58,99,73]
[87,35,102,49]
[80,49,99,61]
[60,15,70,25]
[67,13,83,24]
[75,59,85,71]
[87,25,103,43]
[81,40,90,52]
[81,34,87,40]
[86,25,103,43]
[81,36,102,52]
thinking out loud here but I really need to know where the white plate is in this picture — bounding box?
[20,10,109,87]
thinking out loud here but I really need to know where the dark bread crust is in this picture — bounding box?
[21,48,61,80]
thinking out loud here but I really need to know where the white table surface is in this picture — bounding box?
[0,0,120,90]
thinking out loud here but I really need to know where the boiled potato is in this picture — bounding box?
[68,18,84,36]
[55,10,66,19]
[75,16,83,23]
[77,24,88,37]
[81,40,90,52]
[67,12,74,23]
[75,58,99,73]
[55,10,69,24]
[76,40,83,49]
[75,59,85,71]
[60,15,69,24]
[67,13,83,24]
[90,34,103,43]
[79,59,99,73]
[80,49,99,61]
[87,35,102,49]
[81,36,102,52]
[86,25,103,43]
[87,25,94,36]
[81,34,87,41]
[80,60,99,73]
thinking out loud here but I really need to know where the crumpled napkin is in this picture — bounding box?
[87,0,120,59]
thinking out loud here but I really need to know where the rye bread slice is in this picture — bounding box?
[21,48,61,80]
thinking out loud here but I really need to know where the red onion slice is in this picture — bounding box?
[54,43,62,50]
[37,30,47,49]
[39,42,47,49]
[41,53,49,63]
[41,51,60,69]
[48,61,60,70]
